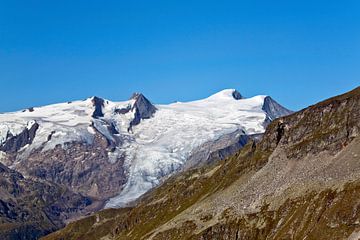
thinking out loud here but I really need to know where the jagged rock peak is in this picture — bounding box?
[128,92,157,131]
[129,92,157,115]
[130,92,145,100]
[90,96,105,103]
[262,96,293,121]
[232,90,243,100]
[91,96,105,118]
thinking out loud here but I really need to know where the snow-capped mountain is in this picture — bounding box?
[0,89,292,208]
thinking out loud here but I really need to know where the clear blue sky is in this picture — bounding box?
[0,0,359,112]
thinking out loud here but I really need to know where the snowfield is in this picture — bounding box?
[0,89,291,207]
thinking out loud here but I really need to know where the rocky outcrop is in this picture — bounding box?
[262,96,293,121]
[183,130,255,170]
[128,93,157,131]
[270,87,360,158]
[114,105,131,114]
[91,96,105,118]
[0,122,39,153]
[16,132,127,201]
[112,93,157,132]
[0,162,91,240]
[231,90,243,100]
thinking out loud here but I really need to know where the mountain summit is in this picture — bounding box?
[128,93,157,130]
[206,89,243,100]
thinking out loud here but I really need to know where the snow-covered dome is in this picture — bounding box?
[206,89,243,101]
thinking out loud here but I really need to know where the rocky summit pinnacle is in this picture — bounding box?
[232,89,243,100]
[91,96,105,118]
[262,96,294,121]
[128,92,157,130]
[130,92,144,100]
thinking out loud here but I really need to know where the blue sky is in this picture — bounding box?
[0,0,359,112]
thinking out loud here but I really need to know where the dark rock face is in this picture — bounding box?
[231,90,243,100]
[16,132,127,201]
[275,121,286,144]
[108,122,119,135]
[1,225,53,240]
[207,133,264,163]
[0,162,91,240]
[274,87,360,158]
[0,122,39,153]
[128,93,157,131]
[91,96,105,118]
[112,93,157,131]
[184,132,263,171]
[131,93,157,119]
[114,105,131,114]
[262,96,293,121]
[184,130,251,170]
